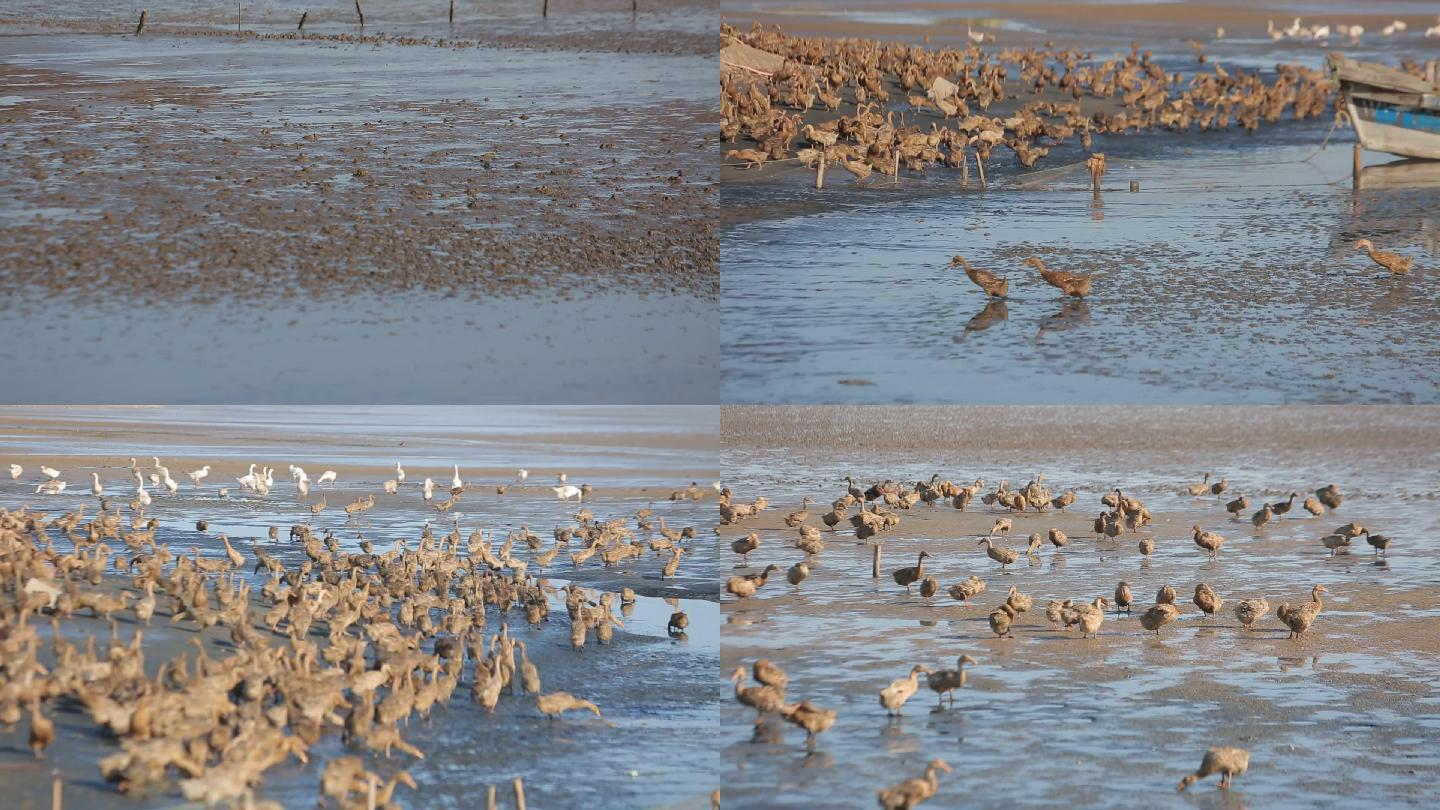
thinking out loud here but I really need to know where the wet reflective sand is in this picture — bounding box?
[720,406,1440,807]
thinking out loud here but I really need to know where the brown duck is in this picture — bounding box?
[951,256,1008,299]
[1025,257,1092,298]
[1354,239,1413,275]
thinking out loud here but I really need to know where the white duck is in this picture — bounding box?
[553,485,583,502]
[36,480,66,495]
[91,473,103,497]
[40,465,61,480]
[188,465,210,487]
[516,469,528,483]
[451,465,464,491]
[317,470,338,485]
[8,464,21,480]
[395,461,406,482]
[237,464,258,489]
[423,478,435,501]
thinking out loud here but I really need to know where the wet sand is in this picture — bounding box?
[719,405,1440,807]
[0,3,717,402]
[0,406,721,808]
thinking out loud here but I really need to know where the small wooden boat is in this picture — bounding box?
[1330,54,1440,160]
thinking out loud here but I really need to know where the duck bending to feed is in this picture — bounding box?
[1024,256,1092,298]
[1354,239,1413,275]
[1177,747,1250,791]
[951,256,1008,298]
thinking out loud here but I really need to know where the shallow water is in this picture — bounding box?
[722,123,1440,404]
[0,407,721,808]
[719,406,1440,808]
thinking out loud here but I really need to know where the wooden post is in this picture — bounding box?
[298,11,307,30]
[871,543,881,578]
[513,778,527,810]
[236,2,241,32]
[543,0,549,17]
[135,10,147,35]
[355,0,365,27]
[893,151,900,184]
[974,152,987,189]
[486,785,497,810]
[1129,180,1139,192]
[1352,142,1362,188]
[449,0,455,23]
[51,772,61,810]
[366,776,376,810]
[816,153,826,190]
[960,144,969,187]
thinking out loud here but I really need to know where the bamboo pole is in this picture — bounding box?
[871,544,881,578]
[236,2,241,32]
[449,0,455,23]
[135,10,147,35]
[960,144,969,187]
[1352,142,1362,189]
[298,11,307,30]
[486,785,497,810]
[513,778,527,810]
[892,150,900,184]
[355,0,365,27]
[816,153,826,189]
[974,151,987,189]
[51,772,61,810]
[543,0,549,18]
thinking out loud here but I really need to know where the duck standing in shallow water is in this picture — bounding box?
[950,256,1008,299]
[1177,746,1249,791]
[1353,239,1413,275]
[1025,256,1092,298]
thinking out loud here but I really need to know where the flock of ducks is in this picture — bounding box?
[721,22,1335,184]
[723,467,1399,803]
[0,455,707,805]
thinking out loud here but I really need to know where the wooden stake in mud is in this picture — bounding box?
[514,778,527,810]
[816,152,826,190]
[236,2,241,32]
[135,10,147,35]
[51,772,61,810]
[974,151,987,189]
[298,11,307,30]
[893,150,900,184]
[366,776,376,810]
[449,0,455,23]
[960,144,969,188]
[486,785,497,810]
[1352,142,1362,189]
[355,0,365,27]
[543,0,549,18]
[872,543,881,578]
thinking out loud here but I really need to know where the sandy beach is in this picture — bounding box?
[719,405,1440,807]
[0,3,717,402]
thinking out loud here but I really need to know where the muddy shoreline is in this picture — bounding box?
[719,405,1440,808]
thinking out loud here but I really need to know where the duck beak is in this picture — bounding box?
[938,762,953,773]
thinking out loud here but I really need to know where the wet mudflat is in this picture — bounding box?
[0,406,721,809]
[0,3,717,402]
[719,406,1440,808]
[718,4,1439,404]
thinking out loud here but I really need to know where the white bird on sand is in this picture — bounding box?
[966,25,984,44]
[91,473,103,497]
[423,478,435,501]
[7,464,21,480]
[162,472,178,495]
[553,485,583,502]
[36,480,66,495]
[188,465,210,487]
[237,464,258,489]
[136,483,151,507]
[383,479,398,495]
[40,465,61,480]
[395,462,406,483]
[451,465,463,491]
[263,467,275,489]
[297,478,309,497]
[317,470,338,485]
[516,469,528,483]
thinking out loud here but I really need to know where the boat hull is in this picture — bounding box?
[1348,97,1440,160]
